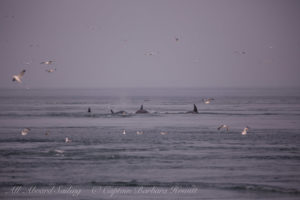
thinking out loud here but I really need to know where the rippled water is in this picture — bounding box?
[0,88,300,199]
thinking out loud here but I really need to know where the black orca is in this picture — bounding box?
[111,109,128,115]
[186,104,198,114]
[136,105,149,114]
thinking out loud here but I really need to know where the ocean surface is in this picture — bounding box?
[0,88,300,200]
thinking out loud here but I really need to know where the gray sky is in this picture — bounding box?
[0,0,300,89]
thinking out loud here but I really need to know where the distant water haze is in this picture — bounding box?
[0,0,300,89]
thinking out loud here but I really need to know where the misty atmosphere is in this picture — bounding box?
[1,1,300,200]
[0,0,300,89]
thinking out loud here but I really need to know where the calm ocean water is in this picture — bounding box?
[0,88,300,200]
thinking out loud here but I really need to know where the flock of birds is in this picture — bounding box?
[13,57,250,144]
[12,37,182,83]
[12,60,56,83]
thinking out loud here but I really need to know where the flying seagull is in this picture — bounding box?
[12,70,26,83]
[46,68,56,73]
[217,124,229,132]
[41,60,55,65]
[144,51,159,56]
[202,98,214,104]
[21,128,30,136]
[234,50,246,55]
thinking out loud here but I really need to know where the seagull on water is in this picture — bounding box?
[65,137,72,143]
[41,60,55,65]
[122,130,126,135]
[54,149,64,154]
[21,128,30,136]
[136,131,144,135]
[160,132,168,135]
[241,127,249,135]
[217,124,229,132]
[12,70,26,83]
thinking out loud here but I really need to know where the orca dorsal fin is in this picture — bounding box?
[140,105,143,110]
[88,107,91,113]
[193,104,198,113]
[111,109,114,114]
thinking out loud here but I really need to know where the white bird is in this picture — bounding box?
[136,131,144,135]
[203,98,214,104]
[12,70,26,83]
[40,60,55,65]
[217,124,229,132]
[65,137,72,143]
[21,128,30,136]
[46,68,56,73]
[241,127,249,135]
[23,61,32,65]
[160,132,168,135]
[54,149,64,154]
[122,130,126,135]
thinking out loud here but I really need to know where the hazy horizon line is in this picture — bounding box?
[1,86,300,90]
